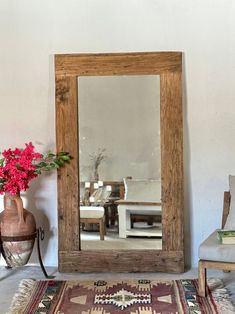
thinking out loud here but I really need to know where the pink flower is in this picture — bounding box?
[0,142,43,195]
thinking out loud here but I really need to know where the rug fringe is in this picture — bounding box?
[208,278,235,314]
[6,279,36,314]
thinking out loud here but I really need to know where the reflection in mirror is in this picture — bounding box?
[78,75,162,250]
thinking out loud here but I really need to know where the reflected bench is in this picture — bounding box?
[116,179,162,238]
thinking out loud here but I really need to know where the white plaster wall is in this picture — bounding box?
[0,0,235,267]
[78,76,161,181]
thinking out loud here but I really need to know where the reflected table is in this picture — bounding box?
[115,200,162,238]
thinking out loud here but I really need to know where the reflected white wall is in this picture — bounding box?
[78,76,160,181]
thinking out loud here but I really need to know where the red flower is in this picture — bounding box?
[0,142,42,195]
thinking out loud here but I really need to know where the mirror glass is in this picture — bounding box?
[78,75,162,250]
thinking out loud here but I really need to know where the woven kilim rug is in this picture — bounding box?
[7,278,235,314]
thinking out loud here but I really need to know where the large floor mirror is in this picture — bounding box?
[55,52,184,272]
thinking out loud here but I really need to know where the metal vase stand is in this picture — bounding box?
[0,227,54,278]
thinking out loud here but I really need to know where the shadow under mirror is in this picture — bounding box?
[78,75,162,250]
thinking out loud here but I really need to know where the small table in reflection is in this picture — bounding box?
[103,197,120,227]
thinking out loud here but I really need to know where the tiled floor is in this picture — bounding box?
[0,266,235,313]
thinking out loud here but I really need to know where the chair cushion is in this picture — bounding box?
[199,230,235,262]
[80,206,104,219]
[224,175,235,229]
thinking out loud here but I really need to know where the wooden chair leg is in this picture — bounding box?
[104,205,110,228]
[99,218,105,240]
[103,216,106,235]
[198,260,207,297]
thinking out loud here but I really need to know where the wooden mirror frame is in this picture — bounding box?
[55,52,184,273]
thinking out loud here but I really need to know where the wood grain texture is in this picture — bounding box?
[55,52,184,272]
[55,52,182,76]
[56,75,80,253]
[198,260,207,297]
[161,71,183,252]
[59,250,184,273]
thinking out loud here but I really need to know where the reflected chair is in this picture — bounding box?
[80,181,124,228]
[80,182,121,240]
[198,177,235,296]
[80,206,106,240]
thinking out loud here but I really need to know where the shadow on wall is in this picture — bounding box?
[22,174,54,266]
[183,53,192,269]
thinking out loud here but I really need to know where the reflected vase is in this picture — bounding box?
[0,193,36,267]
[93,168,99,182]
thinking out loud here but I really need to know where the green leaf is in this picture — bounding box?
[61,155,71,161]
[58,151,69,156]
[52,162,60,168]
[0,158,5,166]
[37,161,48,168]
[47,152,56,158]
[54,159,64,167]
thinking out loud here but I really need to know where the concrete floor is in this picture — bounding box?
[0,266,235,314]
[81,222,162,250]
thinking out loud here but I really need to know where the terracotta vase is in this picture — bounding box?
[0,193,36,267]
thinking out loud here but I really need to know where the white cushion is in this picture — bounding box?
[199,230,235,262]
[80,206,104,219]
[224,175,235,229]
[124,179,161,202]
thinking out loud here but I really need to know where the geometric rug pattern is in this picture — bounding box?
[7,278,235,314]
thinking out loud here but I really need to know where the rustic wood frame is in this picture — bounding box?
[55,52,184,272]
